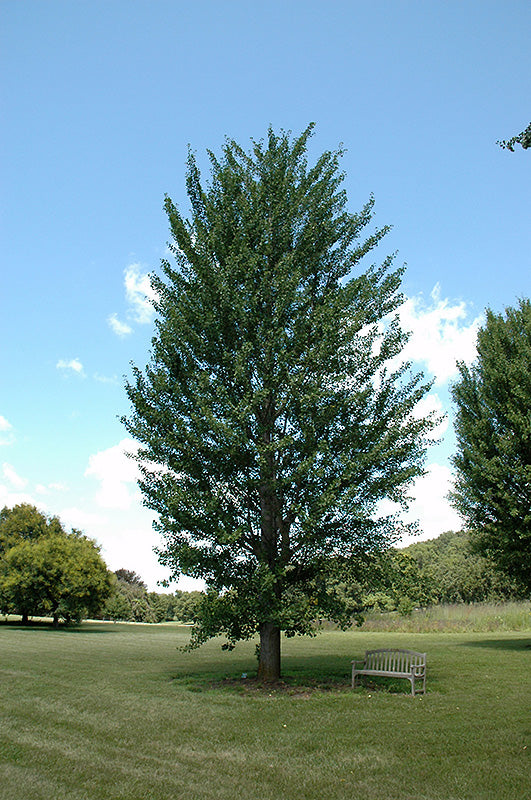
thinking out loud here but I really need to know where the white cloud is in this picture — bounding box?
[0,463,36,510]
[59,506,108,532]
[399,463,463,545]
[81,439,201,589]
[2,463,28,490]
[57,358,85,376]
[0,485,40,510]
[36,481,68,495]
[85,439,142,510]
[124,263,157,324]
[0,415,14,446]
[94,373,119,385]
[0,455,186,591]
[396,284,482,385]
[413,392,448,439]
[376,462,463,546]
[108,313,133,337]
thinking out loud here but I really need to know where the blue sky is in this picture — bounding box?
[1,0,529,590]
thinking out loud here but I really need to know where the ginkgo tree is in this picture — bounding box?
[123,125,437,681]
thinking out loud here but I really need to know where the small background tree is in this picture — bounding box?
[0,505,113,625]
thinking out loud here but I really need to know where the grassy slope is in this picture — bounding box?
[0,622,530,800]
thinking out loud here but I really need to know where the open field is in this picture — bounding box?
[1,621,530,800]
[361,600,531,632]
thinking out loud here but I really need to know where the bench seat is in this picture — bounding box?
[352,648,426,696]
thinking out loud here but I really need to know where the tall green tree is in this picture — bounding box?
[451,299,531,589]
[123,125,437,680]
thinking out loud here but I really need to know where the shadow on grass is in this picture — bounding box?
[169,654,421,696]
[171,670,352,696]
[170,669,421,696]
[0,620,116,633]
[460,637,531,650]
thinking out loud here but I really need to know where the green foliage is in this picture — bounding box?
[104,588,133,622]
[400,530,525,604]
[102,568,204,623]
[123,125,437,673]
[497,121,531,151]
[451,299,531,589]
[0,506,113,624]
[355,531,525,617]
[172,590,204,622]
[0,502,63,553]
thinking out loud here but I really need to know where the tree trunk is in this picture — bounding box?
[53,613,59,629]
[257,622,281,682]
[21,611,29,625]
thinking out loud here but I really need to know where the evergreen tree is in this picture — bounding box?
[123,125,437,680]
[451,299,531,589]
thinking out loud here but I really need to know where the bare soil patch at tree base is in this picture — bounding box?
[209,675,352,697]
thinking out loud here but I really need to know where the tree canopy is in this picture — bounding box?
[396,531,525,605]
[124,125,437,680]
[0,505,113,625]
[0,502,63,552]
[451,298,531,589]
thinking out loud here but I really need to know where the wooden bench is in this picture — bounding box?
[352,648,426,696]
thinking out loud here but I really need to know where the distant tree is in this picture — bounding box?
[172,590,204,623]
[497,122,531,151]
[103,568,150,621]
[400,531,525,604]
[147,591,176,622]
[0,530,113,626]
[104,588,132,622]
[123,125,437,680]
[114,568,147,591]
[1,504,69,622]
[451,299,531,590]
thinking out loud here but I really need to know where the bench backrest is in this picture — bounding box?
[365,648,426,673]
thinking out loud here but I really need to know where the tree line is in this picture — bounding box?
[103,568,203,623]
[365,530,526,615]
[0,504,204,626]
[1,503,525,627]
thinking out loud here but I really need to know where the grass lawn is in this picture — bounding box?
[1,621,530,800]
